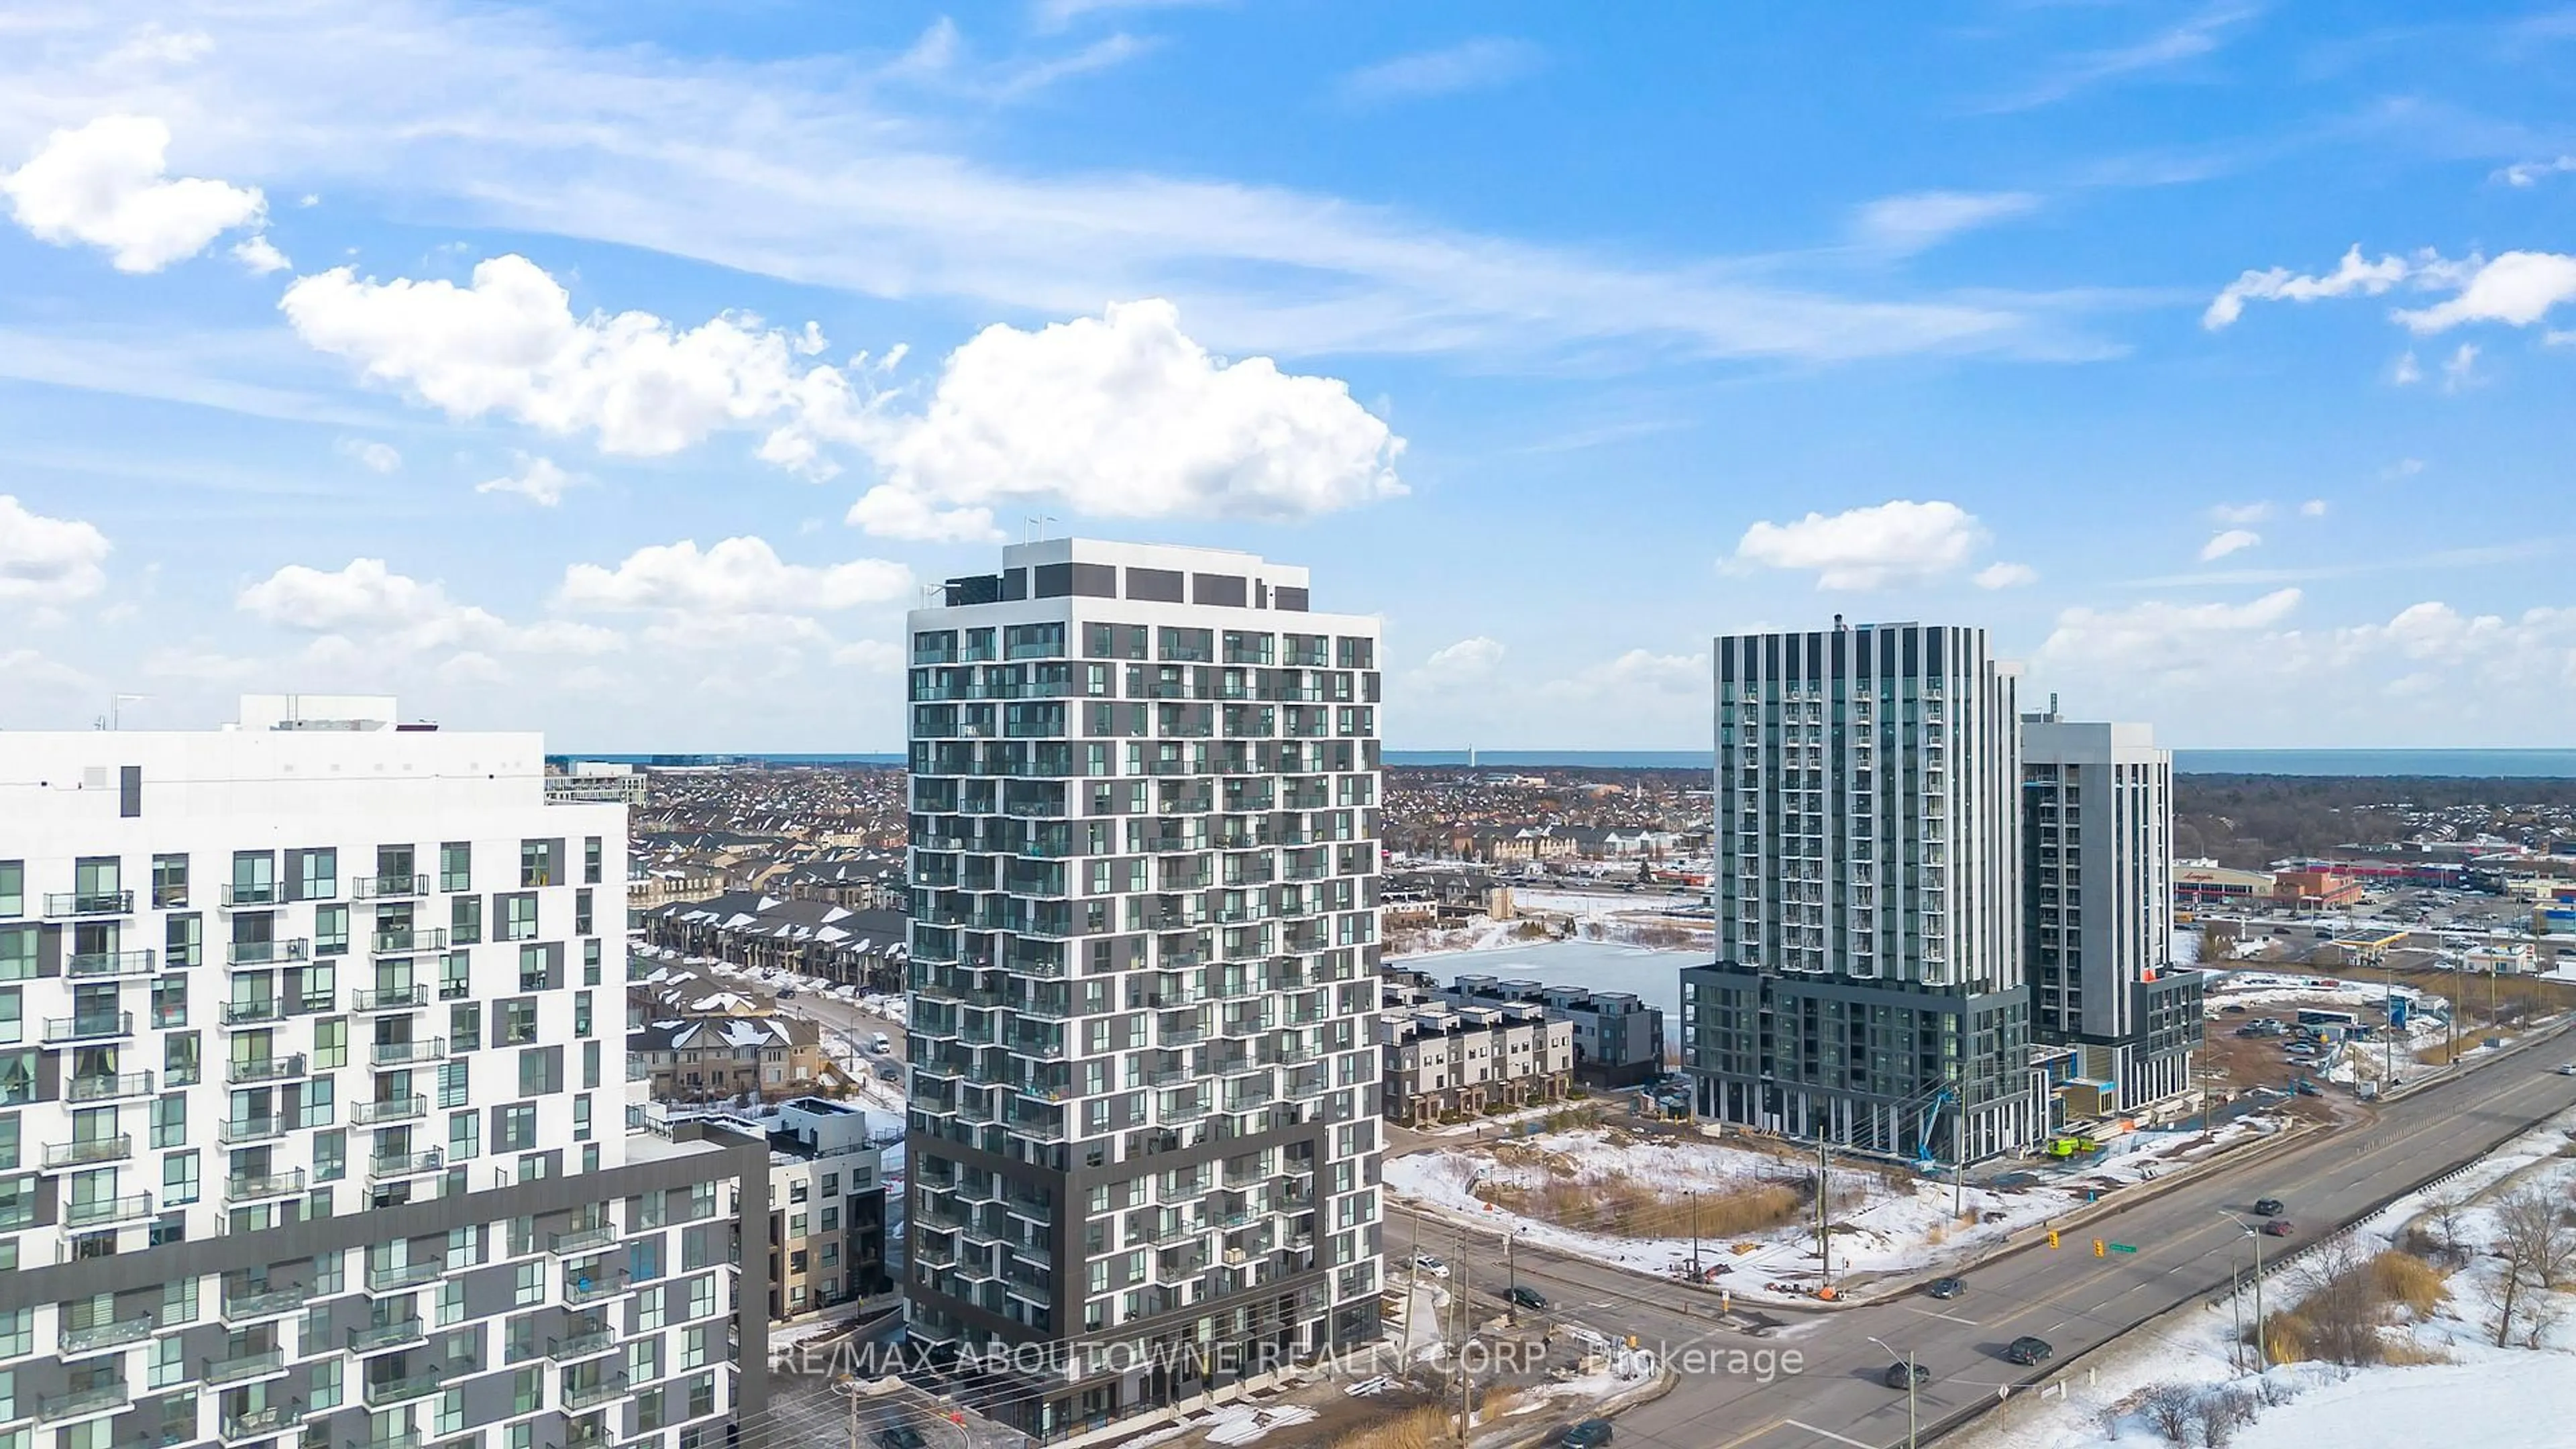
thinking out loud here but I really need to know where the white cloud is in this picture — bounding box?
[1548,649,1708,698]
[885,17,1159,103]
[2394,252,2576,333]
[1732,499,1988,590]
[2497,156,2576,188]
[1973,561,2038,590]
[2381,458,2424,480]
[2299,498,2328,517]
[1421,637,1505,681]
[335,437,402,474]
[849,299,1405,539]
[1852,191,2039,254]
[1990,3,2261,112]
[1030,0,1216,32]
[0,115,268,272]
[2440,342,2481,392]
[2391,351,2422,386]
[476,455,578,506]
[2202,245,2410,329]
[2199,529,2261,561]
[832,639,904,672]
[280,254,861,464]
[237,557,621,656]
[2209,500,2272,525]
[231,233,289,274]
[1336,38,1542,107]
[0,495,112,602]
[557,537,911,614]
[2039,588,2302,669]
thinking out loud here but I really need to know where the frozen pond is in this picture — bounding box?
[1389,937,1700,1018]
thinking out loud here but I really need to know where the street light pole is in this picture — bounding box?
[1868,1336,1919,1449]
[2219,1212,2268,1372]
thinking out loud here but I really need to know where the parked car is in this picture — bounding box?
[2263,1220,2296,1238]
[1883,1360,1932,1389]
[873,1428,926,1449]
[2004,1336,2055,1366]
[1926,1277,1966,1301]
[1505,1285,1548,1310]
[1559,1420,1613,1448]
[1414,1254,1450,1279]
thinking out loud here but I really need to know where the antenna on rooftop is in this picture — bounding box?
[109,694,148,731]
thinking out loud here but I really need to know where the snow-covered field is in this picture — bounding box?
[1385,1123,2278,1297]
[1965,1108,2576,1449]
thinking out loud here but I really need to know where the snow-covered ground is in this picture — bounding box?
[1385,1122,2279,1297]
[1964,1108,2576,1449]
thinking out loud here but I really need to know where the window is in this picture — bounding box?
[582,1039,601,1091]
[440,843,472,892]
[451,894,483,946]
[0,929,28,983]
[788,1210,808,1237]
[229,851,275,905]
[309,1356,342,1411]
[500,894,539,942]
[164,1151,199,1205]
[164,913,201,969]
[574,888,593,937]
[296,848,337,902]
[0,1309,23,1357]
[573,1093,592,1141]
[150,975,186,1029]
[519,839,562,889]
[314,1017,347,1069]
[681,1324,709,1371]
[517,943,555,991]
[583,836,602,885]
[0,864,18,917]
[820,1205,839,1233]
[440,950,472,1001]
[687,1273,716,1321]
[635,1287,666,1333]
[451,1002,482,1053]
[499,999,538,1046]
[514,1262,544,1307]
[438,1059,470,1109]
[0,990,19,1046]
[0,1116,14,1172]
[581,1141,599,1174]
[583,938,601,987]
[146,1334,186,1390]
[150,1094,185,1148]
[820,1242,839,1268]
[449,1110,480,1161]
[627,1335,660,1383]
[314,904,350,956]
[164,1032,199,1087]
[574,992,593,1037]
[151,854,189,909]
[496,1104,536,1152]
[313,1130,345,1183]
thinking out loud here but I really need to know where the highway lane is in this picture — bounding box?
[1455,1023,2576,1449]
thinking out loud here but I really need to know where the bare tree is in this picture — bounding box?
[2423,1193,2471,1269]
[2192,1389,2243,1449]
[2486,1184,2575,1346]
[2141,1383,2197,1446]
[2296,1236,2382,1366]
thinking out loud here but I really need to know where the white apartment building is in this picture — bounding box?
[0,696,763,1449]
[2021,709,2202,1115]
[904,541,1387,1440]
[1684,623,2044,1163]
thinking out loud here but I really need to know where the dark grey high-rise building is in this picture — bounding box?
[1682,623,2045,1163]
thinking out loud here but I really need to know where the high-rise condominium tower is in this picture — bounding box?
[2021,708,2202,1114]
[1682,623,2043,1161]
[903,541,1386,1437]
[0,696,761,1449]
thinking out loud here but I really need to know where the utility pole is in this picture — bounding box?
[1951,1087,1965,1220]
[1817,1126,1832,1285]
[1452,1222,1471,1442]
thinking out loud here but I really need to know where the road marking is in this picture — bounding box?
[1711,1419,1784,1449]
[1780,1420,1877,1449]
[1898,1305,1980,1326]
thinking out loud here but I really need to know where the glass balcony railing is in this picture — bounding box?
[219,1116,286,1146]
[559,1373,629,1411]
[561,1268,629,1305]
[220,882,280,907]
[219,1000,286,1026]
[34,1381,129,1422]
[224,938,308,966]
[226,1053,307,1085]
[364,1259,445,1293]
[43,1013,134,1043]
[368,1149,445,1180]
[58,1314,155,1353]
[43,891,132,918]
[41,1135,131,1169]
[370,927,447,957]
[66,1071,155,1103]
[224,1169,307,1202]
[547,1324,617,1360]
[354,873,429,900]
[200,1346,286,1386]
[63,1191,152,1227]
[66,949,156,978]
[364,1362,464,1405]
[353,985,429,1012]
[547,1224,619,1256]
[352,1095,426,1126]
[219,1285,305,1321]
[370,1037,446,1066]
[349,1317,426,1352]
[218,1404,294,1442]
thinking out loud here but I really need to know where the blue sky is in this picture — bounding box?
[3,1,2573,750]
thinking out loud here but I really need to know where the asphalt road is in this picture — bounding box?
[1430,1021,2576,1449]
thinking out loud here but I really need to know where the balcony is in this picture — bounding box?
[225,938,309,966]
[547,1224,619,1256]
[65,1070,154,1104]
[219,1116,287,1146]
[66,949,156,979]
[354,985,429,1012]
[371,1037,446,1067]
[368,1148,445,1181]
[355,873,430,901]
[220,882,280,908]
[358,1434,423,1449]
[370,927,447,957]
[559,1373,629,1411]
[227,1053,307,1085]
[44,1013,134,1043]
[364,1363,465,1406]
[41,1135,131,1169]
[547,1324,617,1360]
[364,1258,445,1293]
[44,890,132,918]
[561,1268,629,1305]
[58,1314,156,1353]
[219,1285,305,1322]
[218,1405,296,1444]
[201,1346,287,1386]
[349,1317,427,1352]
[34,1381,130,1422]
[352,1095,427,1126]
[221,999,286,1026]
[225,1169,308,1203]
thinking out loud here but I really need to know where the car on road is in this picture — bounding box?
[1414,1254,1449,1279]
[2004,1336,2054,1366]
[2555,1065,2576,1077]
[2263,1220,2296,1238]
[778,989,798,1000]
[1882,1361,1932,1389]
[2253,1198,2286,1217]
[1926,1277,1966,1300]
[874,1061,903,1082]
[1505,1285,1548,1310]
[1558,1419,1613,1448]
[872,1428,927,1449]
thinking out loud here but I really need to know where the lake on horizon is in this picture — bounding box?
[1390,936,1700,1018]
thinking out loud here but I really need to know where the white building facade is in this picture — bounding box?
[2021,711,2202,1114]
[0,696,761,1449]
[1683,623,2044,1163]
[903,541,1387,1439]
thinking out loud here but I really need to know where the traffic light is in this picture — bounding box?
[2047,1230,2059,1249]
[2093,1239,2106,1258]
